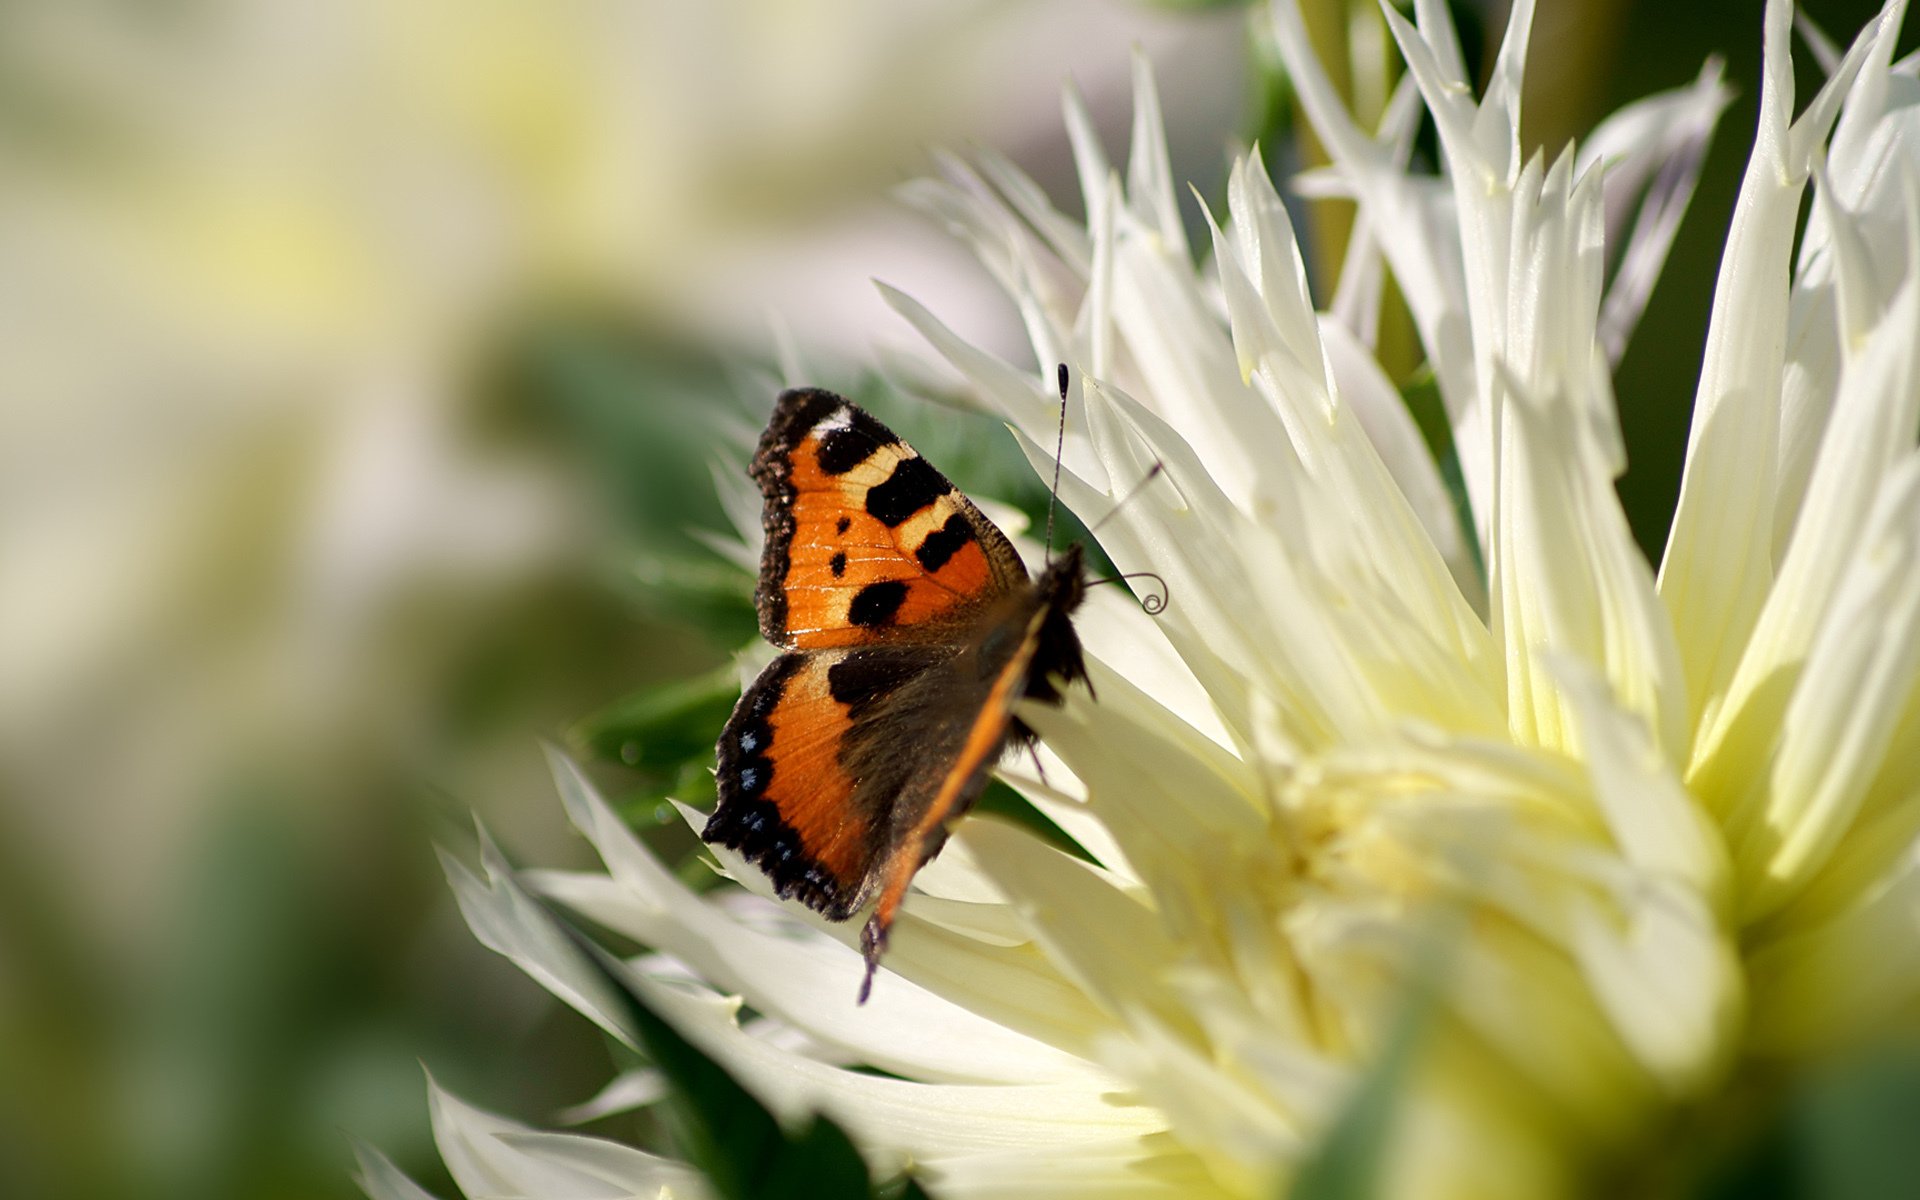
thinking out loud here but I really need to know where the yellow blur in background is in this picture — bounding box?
[0,2,1249,1197]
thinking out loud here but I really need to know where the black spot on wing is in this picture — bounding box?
[836,516,851,535]
[758,390,844,460]
[848,580,909,628]
[866,456,947,527]
[826,649,929,718]
[829,551,846,577]
[915,512,972,572]
[816,407,899,475]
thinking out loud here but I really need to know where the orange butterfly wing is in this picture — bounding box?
[706,389,1092,1003]
[752,390,1027,647]
[707,651,883,917]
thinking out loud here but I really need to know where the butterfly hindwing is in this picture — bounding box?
[709,650,891,918]
[752,389,1028,648]
[709,640,994,919]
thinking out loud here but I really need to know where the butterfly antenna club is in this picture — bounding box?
[1044,364,1070,563]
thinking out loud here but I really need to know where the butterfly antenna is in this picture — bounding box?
[1082,460,1170,615]
[1088,461,1166,535]
[1044,364,1069,563]
[1087,570,1170,615]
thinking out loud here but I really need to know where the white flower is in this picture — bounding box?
[377,2,1920,1197]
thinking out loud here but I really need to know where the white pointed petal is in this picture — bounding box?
[1107,217,1290,511]
[1776,52,1920,553]
[684,800,1124,1062]
[1567,876,1743,1095]
[353,1142,447,1200]
[539,750,1106,1084]
[973,146,1094,279]
[904,832,1024,904]
[1810,162,1888,343]
[494,1131,708,1198]
[1659,0,1887,733]
[1073,582,1236,754]
[1000,766,1143,887]
[1693,247,1920,809]
[1125,52,1187,262]
[1377,3,1482,175]
[1301,4,1490,536]
[961,819,1187,1027]
[1579,62,1732,364]
[440,832,642,1049]
[1010,399,1267,744]
[906,158,1082,378]
[1824,4,1916,204]
[1411,0,1471,92]
[1275,329,1495,673]
[1772,289,1849,566]
[1019,663,1266,890]
[556,1069,666,1125]
[1269,4,1481,519]
[1785,2,1902,169]
[1736,459,1920,920]
[1317,318,1478,606]
[877,283,1051,437]
[1061,81,1113,243]
[1473,0,1535,171]
[1081,381,1446,748]
[1226,151,1322,379]
[1083,170,1119,383]
[428,1076,681,1199]
[1327,77,1426,347]
[624,973,1168,1160]
[1202,191,1291,384]
[1491,359,1685,758]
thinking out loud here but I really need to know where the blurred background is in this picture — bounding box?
[0,2,1912,1198]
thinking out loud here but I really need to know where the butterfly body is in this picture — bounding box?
[704,388,1087,998]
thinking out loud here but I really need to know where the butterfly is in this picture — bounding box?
[703,386,1089,1002]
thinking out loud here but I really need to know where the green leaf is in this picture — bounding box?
[1697,1041,1920,1200]
[570,665,741,776]
[549,910,925,1200]
[973,779,1093,862]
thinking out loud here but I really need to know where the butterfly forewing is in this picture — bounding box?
[752,390,1028,648]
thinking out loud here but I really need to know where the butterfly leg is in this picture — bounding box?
[1026,742,1050,787]
[856,845,926,1005]
[857,912,890,1005]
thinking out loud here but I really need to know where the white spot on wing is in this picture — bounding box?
[816,407,853,433]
